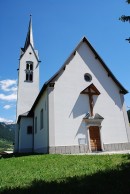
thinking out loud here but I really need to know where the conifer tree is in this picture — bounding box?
[119,0,130,42]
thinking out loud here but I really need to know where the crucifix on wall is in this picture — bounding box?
[81,84,100,116]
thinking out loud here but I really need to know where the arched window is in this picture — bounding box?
[25,61,33,82]
[40,109,44,130]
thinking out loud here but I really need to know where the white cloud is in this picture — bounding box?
[0,79,17,92]
[0,80,17,122]
[3,105,12,109]
[0,117,13,123]
[0,93,17,101]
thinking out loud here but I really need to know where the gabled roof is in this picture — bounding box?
[45,36,128,94]
[94,113,104,120]
[20,43,39,62]
[83,113,104,120]
[29,36,128,114]
[17,111,32,123]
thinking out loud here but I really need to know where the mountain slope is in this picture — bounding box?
[0,122,15,151]
[0,122,15,142]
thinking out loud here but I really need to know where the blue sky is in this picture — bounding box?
[0,0,130,122]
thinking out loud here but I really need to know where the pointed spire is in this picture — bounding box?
[24,15,34,51]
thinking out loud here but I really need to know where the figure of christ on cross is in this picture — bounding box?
[80,84,100,117]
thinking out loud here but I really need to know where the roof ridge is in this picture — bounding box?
[29,36,128,112]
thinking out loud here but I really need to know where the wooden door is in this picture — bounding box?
[89,126,102,151]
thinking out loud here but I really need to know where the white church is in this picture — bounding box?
[14,17,130,154]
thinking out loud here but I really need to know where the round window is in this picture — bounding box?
[84,73,92,82]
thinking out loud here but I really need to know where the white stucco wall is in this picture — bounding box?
[34,91,48,153]
[47,87,55,147]
[16,45,39,120]
[19,117,33,152]
[52,42,129,147]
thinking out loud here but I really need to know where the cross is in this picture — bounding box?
[88,87,94,116]
[81,84,100,116]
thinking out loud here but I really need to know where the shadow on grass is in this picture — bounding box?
[1,155,130,194]
[0,152,42,159]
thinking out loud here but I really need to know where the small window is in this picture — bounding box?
[26,62,33,70]
[40,109,44,130]
[35,117,37,134]
[84,73,92,82]
[27,126,33,134]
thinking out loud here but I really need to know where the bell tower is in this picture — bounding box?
[16,15,40,120]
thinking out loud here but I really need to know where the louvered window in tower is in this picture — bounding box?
[25,61,33,82]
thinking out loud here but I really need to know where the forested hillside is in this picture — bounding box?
[0,122,15,142]
[0,122,15,152]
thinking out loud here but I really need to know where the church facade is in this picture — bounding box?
[14,17,130,154]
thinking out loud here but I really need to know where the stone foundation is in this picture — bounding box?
[49,145,89,154]
[49,142,130,154]
[103,142,130,151]
[17,142,130,154]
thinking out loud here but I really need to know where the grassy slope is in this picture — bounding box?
[0,154,130,194]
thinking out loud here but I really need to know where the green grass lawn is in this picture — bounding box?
[0,154,130,194]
